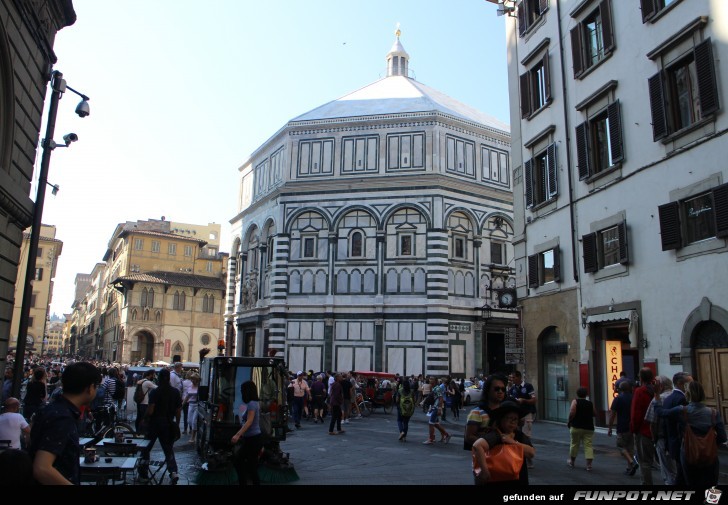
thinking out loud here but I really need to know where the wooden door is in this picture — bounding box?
[696,348,728,423]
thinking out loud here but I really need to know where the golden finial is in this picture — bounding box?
[395,22,401,38]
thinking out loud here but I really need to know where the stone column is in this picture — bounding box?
[324,317,334,372]
[328,232,336,294]
[473,237,482,299]
[267,234,290,355]
[425,228,450,376]
[376,233,385,295]
[225,256,237,316]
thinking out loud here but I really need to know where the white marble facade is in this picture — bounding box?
[228,33,515,378]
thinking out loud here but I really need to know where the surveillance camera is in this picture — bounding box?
[63,133,78,145]
[75,100,90,118]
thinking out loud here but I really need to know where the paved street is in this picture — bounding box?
[148,408,728,486]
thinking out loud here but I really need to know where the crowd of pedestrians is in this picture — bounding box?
[284,370,477,443]
[4,350,727,488]
[0,352,203,485]
[603,368,727,488]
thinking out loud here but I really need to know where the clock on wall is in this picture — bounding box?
[497,288,517,308]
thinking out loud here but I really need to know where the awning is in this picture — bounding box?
[586,310,639,348]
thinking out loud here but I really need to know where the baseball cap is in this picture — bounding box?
[296,371,304,376]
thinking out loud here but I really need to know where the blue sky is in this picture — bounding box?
[43,0,509,315]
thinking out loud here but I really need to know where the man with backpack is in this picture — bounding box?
[134,370,157,434]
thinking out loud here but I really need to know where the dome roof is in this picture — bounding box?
[388,37,409,58]
[290,75,509,132]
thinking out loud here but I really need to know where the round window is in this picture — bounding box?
[200,334,211,345]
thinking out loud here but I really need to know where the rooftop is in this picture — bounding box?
[111,271,225,291]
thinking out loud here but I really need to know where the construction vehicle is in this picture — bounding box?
[195,353,291,473]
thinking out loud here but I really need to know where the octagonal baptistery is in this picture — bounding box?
[228,31,514,378]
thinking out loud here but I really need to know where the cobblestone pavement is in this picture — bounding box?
[140,408,728,486]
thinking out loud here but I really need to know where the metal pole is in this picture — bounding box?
[11,71,64,398]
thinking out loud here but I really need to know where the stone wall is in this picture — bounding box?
[0,0,76,375]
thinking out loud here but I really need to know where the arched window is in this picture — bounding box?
[448,212,473,261]
[290,271,301,294]
[302,270,314,293]
[291,211,327,260]
[174,291,186,311]
[143,308,149,321]
[350,231,363,257]
[455,271,465,295]
[464,272,475,297]
[132,309,137,321]
[414,268,426,293]
[155,311,161,322]
[364,269,376,294]
[336,271,348,293]
[203,294,215,313]
[350,270,362,293]
[401,269,413,293]
[386,269,398,293]
[315,270,327,294]
[140,288,154,307]
[267,237,275,264]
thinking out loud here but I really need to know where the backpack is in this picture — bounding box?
[682,407,717,466]
[399,391,415,417]
[112,378,126,400]
[133,381,147,404]
[91,383,107,409]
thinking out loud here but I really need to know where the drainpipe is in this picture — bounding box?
[555,1,579,284]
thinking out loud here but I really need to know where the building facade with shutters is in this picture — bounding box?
[0,0,76,376]
[9,225,63,355]
[502,0,728,424]
[228,33,516,378]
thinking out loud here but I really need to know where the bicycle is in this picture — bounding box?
[79,404,136,445]
[355,390,372,417]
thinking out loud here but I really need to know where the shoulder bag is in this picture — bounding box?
[682,407,717,467]
[485,442,524,482]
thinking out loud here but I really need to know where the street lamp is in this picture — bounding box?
[481,304,492,327]
[11,70,90,399]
